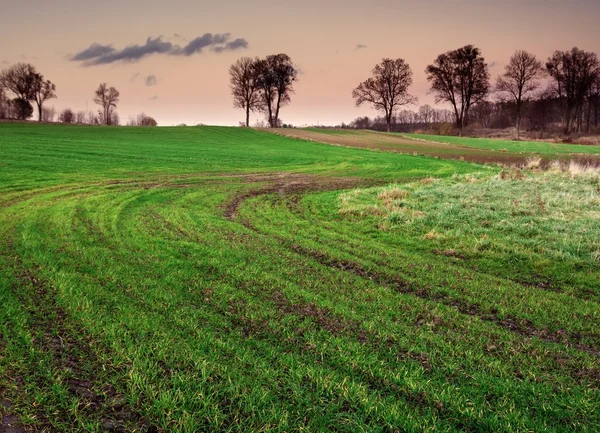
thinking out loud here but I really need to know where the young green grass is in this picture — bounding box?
[1,123,599,432]
[405,133,600,156]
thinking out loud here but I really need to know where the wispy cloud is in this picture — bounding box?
[150,95,159,100]
[178,33,228,55]
[212,38,249,53]
[72,33,249,66]
[355,44,368,50]
[72,43,116,61]
[145,75,158,86]
[131,72,141,83]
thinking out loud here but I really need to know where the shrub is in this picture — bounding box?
[59,108,75,124]
[12,98,33,120]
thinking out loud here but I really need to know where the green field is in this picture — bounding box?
[405,133,600,156]
[1,123,599,432]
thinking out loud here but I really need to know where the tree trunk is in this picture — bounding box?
[37,103,43,122]
[564,106,572,135]
[516,114,521,140]
[586,98,592,133]
[266,98,273,128]
[274,93,282,128]
[245,107,250,128]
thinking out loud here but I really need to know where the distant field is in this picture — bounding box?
[1,123,599,432]
[274,128,600,165]
[405,133,600,156]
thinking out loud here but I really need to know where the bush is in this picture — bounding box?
[438,122,456,136]
[12,98,33,120]
[59,108,75,124]
[140,116,157,127]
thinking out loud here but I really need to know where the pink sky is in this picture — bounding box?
[1,0,599,126]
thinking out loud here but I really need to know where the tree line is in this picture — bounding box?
[230,46,600,138]
[0,63,156,126]
[348,46,599,137]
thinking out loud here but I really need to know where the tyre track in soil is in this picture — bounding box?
[6,243,162,433]
[223,174,600,363]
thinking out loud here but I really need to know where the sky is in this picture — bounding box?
[1,0,599,126]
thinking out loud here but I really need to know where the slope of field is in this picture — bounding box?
[405,133,600,156]
[1,123,599,432]
[273,128,531,164]
[273,128,600,165]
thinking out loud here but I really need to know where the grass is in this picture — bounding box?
[1,122,599,432]
[406,133,600,156]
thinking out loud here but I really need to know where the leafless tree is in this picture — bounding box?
[0,87,10,119]
[495,50,543,139]
[12,98,33,120]
[94,83,120,125]
[426,45,490,135]
[75,111,86,124]
[110,111,120,126]
[352,58,417,132]
[42,106,56,122]
[546,48,600,134]
[31,75,56,122]
[254,54,298,127]
[0,63,38,101]
[418,104,435,124]
[229,57,261,127]
[59,108,74,124]
[141,116,157,126]
[591,76,600,129]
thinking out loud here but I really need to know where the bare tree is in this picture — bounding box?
[496,50,543,139]
[59,108,75,124]
[352,58,417,132]
[0,63,38,101]
[0,87,10,119]
[254,54,298,127]
[31,75,57,122]
[140,116,157,126]
[418,104,435,124]
[110,111,120,126]
[591,76,600,129]
[230,57,261,127]
[42,105,56,122]
[426,45,490,136]
[12,98,33,120]
[130,112,158,126]
[254,59,276,127]
[93,83,120,125]
[546,48,600,134]
[75,111,86,124]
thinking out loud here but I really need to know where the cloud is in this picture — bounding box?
[72,33,249,66]
[489,61,499,68]
[145,75,158,86]
[178,33,230,55]
[212,38,249,53]
[355,44,368,50]
[131,72,140,82]
[150,95,159,100]
[72,43,116,61]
